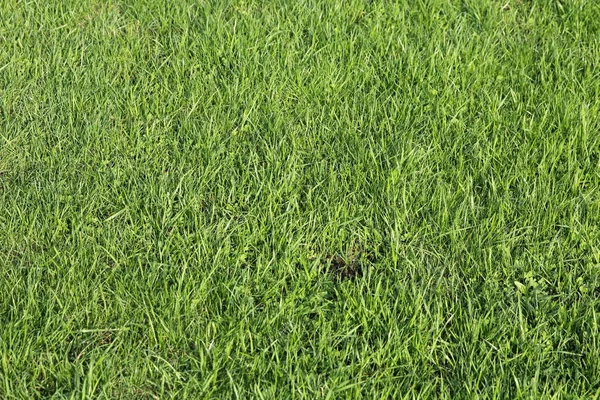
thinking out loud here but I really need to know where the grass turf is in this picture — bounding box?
[1,0,600,398]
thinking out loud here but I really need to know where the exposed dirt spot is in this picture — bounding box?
[314,240,380,281]
[325,255,362,281]
[99,331,113,345]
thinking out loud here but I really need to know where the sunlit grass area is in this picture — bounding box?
[1,0,600,397]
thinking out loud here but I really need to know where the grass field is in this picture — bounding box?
[1,0,600,398]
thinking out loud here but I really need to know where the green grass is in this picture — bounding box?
[1,0,600,398]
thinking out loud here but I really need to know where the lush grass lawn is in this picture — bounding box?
[1,0,600,397]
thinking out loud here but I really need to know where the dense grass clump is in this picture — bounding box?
[1,0,600,398]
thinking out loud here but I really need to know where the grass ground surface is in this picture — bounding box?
[1,0,600,398]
